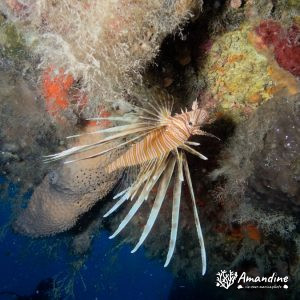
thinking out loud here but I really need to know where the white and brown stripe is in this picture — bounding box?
[107,112,194,173]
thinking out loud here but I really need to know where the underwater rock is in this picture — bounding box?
[202,24,275,121]
[200,19,300,122]
[246,98,300,215]
[255,20,300,77]
[0,13,26,61]
[0,69,61,188]
[213,94,300,217]
[1,0,202,116]
[14,127,122,237]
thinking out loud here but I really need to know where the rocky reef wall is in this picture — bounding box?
[0,0,299,298]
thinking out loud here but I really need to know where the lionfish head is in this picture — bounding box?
[186,101,209,135]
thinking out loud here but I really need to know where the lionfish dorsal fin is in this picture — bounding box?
[192,100,198,111]
[196,109,208,125]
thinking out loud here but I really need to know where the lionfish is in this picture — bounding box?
[45,97,215,275]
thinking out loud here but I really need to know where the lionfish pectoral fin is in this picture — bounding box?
[185,141,200,146]
[44,125,155,163]
[87,115,139,123]
[180,144,208,160]
[43,145,86,162]
[65,131,150,164]
[109,193,145,239]
[131,157,176,253]
[66,122,152,139]
[103,193,129,218]
[113,188,129,200]
[164,155,183,267]
[104,166,153,219]
[196,130,220,141]
[109,158,167,240]
[129,160,159,200]
[182,155,207,276]
[178,151,184,182]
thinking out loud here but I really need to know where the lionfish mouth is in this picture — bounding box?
[44,95,211,275]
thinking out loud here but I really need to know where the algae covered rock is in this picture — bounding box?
[202,24,276,121]
[1,0,202,116]
[214,94,300,218]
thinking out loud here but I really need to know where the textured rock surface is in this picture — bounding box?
[0,69,61,188]
[246,96,300,215]
[215,94,300,217]
[14,128,122,237]
[1,0,202,116]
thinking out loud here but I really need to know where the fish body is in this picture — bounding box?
[107,107,209,172]
[44,98,213,275]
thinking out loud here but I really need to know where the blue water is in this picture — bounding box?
[0,176,173,299]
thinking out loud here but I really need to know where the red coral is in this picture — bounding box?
[275,25,300,77]
[42,66,90,120]
[255,20,300,77]
[255,20,284,46]
[42,66,73,115]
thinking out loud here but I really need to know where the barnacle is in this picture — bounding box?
[45,98,216,275]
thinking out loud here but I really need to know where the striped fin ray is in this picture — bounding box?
[137,115,161,122]
[147,97,172,120]
[146,87,174,116]
[43,124,158,163]
[146,101,165,117]
[128,159,159,201]
[182,154,207,276]
[109,156,170,239]
[66,123,151,139]
[64,131,150,164]
[180,144,208,160]
[131,105,162,120]
[164,152,183,267]
[131,156,169,205]
[86,110,163,126]
[106,126,175,172]
[103,164,154,219]
[86,115,139,123]
[103,158,165,218]
[185,141,200,146]
[103,192,129,218]
[131,156,176,253]
[125,156,168,205]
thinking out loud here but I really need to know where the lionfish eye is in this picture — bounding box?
[188,121,193,126]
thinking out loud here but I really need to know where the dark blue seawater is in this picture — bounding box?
[0,176,174,299]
